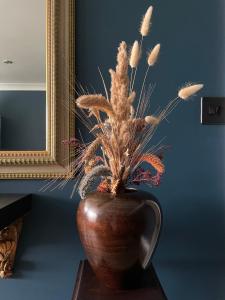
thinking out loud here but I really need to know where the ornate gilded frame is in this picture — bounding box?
[0,0,75,179]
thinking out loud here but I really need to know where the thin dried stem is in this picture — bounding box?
[98,67,109,101]
[131,36,143,92]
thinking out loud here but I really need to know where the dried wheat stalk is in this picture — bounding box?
[76,94,114,118]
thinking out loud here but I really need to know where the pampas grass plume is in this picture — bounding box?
[178,84,204,100]
[140,154,165,174]
[140,6,153,37]
[130,41,140,68]
[147,44,161,66]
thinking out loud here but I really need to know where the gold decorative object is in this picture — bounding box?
[0,0,75,179]
[0,219,23,278]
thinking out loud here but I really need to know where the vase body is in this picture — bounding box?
[76,190,162,289]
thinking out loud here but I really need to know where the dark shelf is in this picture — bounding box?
[0,194,32,230]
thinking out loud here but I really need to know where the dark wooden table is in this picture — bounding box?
[72,260,167,300]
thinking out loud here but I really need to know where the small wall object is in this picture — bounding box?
[0,194,31,278]
[201,97,225,124]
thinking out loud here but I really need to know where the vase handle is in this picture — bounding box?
[141,200,162,269]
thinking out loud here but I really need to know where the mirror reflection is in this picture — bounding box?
[0,0,46,150]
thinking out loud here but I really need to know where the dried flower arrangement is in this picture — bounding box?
[73,5,203,199]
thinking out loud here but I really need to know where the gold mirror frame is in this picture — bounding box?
[0,0,74,179]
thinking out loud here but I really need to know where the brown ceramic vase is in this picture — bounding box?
[76,189,162,289]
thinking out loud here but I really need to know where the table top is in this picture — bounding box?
[72,260,167,300]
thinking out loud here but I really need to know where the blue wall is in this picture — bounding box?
[0,0,225,299]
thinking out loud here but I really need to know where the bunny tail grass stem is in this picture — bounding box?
[131,65,138,92]
[157,96,181,125]
[131,36,143,92]
[98,67,109,101]
[129,68,134,94]
[136,65,150,118]
[139,35,144,56]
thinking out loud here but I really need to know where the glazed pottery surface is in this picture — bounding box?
[77,190,161,289]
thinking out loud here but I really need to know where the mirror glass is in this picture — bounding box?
[0,0,46,151]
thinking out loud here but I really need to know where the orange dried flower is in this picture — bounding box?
[97,179,111,193]
[139,154,165,174]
